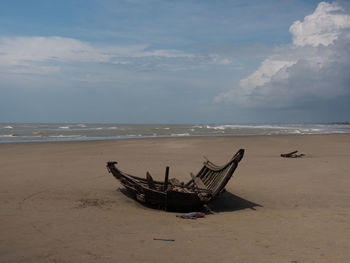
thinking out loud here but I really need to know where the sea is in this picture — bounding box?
[0,123,349,143]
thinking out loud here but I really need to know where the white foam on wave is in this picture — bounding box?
[206,124,254,130]
[126,134,142,137]
[205,124,328,132]
[59,124,87,129]
[49,135,84,138]
[171,133,190,137]
[32,131,46,135]
[76,127,104,131]
[206,125,231,130]
[155,127,170,130]
[3,125,13,129]
[0,134,16,137]
[0,134,42,138]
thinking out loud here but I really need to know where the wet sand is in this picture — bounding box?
[1,134,350,262]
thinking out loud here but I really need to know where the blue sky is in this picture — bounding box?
[1,0,349,123]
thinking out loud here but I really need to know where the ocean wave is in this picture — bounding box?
[0,134,42,138]
[1,123,349,143]
[171,133,190,137]
[206,124,290,130]
[76,127,104,131]
[0,134,17,137]
[49,135,85,138]
[60,124,88,129]
[289,130,302,134]
[32,131,46,135]
[206,125,234,130]
[125,134,144,137]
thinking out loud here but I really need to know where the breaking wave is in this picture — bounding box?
[1,123,349,143]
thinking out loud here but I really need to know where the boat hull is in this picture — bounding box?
[106,149,244,211]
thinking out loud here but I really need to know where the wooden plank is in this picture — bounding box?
[163,166,169,191]
[207,170,219,189]
[190,173,207,190]
[212,161,238,197]
[209,168,227,191]
[146,172,156,189]
[281,150,305,158]
[280,150,298,157]
[201,168,212,185]
[208,168,224,189]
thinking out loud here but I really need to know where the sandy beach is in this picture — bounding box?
[1,134,350,263]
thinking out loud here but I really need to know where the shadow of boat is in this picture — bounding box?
[117,188,262,212]
[207,191,262,212]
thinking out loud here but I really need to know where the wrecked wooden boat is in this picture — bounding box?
[106,149,244,211]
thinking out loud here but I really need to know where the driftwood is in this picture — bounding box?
[106,149,245,211]
[281,150,305,158]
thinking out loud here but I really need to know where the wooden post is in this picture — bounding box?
[163,166,169,191]
[146,172,156,189]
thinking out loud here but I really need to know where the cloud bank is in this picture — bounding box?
[0,36,199,75]
[215,2,350,108]
[0,35,243,81]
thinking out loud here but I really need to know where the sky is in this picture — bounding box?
[0,0,350,124]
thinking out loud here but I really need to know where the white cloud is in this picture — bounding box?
[207,54,232,65]
[0,37,108,64]
[290,2,350,47]
[215,2,350,108]
[0,36,236,80]
[132,49,194,58]
[0,37,126,75]
[218,58,232,65]
[0,36,197,75]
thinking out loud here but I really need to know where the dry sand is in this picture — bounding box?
[1,134,350,263]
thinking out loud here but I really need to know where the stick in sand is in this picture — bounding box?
[153,238,175,242]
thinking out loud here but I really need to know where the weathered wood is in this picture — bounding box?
[190,173,207,190]
[146,172,156,189]
[212,160,238,197]
[281,150,305,158]
[281,150,298,157]
[106,149,245,211]
[163,166,169,191]
[169,178,181,186]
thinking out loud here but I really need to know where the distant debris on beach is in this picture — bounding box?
[281,150,305,158]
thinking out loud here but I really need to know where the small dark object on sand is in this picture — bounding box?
[153,238,175,242]
[281,150,305,158]
[176,212,206,219]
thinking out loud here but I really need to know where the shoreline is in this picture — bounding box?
[1,123,349,144]
[1,132,350,145]
[1,133,350,262]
